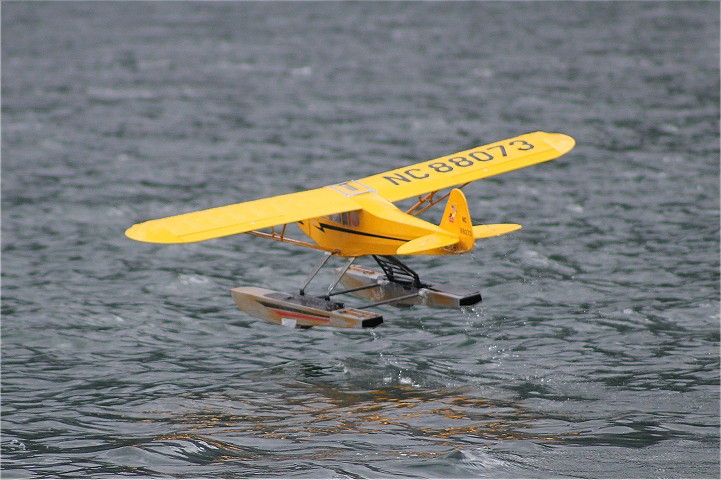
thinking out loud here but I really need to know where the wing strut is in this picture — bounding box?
[405,182,471,217]
[246,227,337,253]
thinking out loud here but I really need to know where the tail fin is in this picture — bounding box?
[395,188,521,256]
[439,189,522,252]
[395,189,472,255]
[439,189,475,253]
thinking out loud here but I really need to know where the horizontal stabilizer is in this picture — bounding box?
[473,223,522,239]
[396,232,459,255]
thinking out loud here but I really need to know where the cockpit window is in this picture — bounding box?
[348,211,360,226]
[325,211,360,226]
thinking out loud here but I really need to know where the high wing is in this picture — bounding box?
[126,131,574,244]
[358,131,575,202]
[125,187,360,243]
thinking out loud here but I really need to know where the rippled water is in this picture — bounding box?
[2,2,719,478]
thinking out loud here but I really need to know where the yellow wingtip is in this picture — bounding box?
[542,132,576,155]
[125,222,183,244]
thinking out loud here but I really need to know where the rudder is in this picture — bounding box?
[439,189,474,253]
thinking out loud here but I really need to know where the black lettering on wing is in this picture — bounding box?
[469,151,494,162]
[405,168,429,180]
[383,172,411,186]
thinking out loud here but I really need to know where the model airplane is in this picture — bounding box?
[126,131,575,328]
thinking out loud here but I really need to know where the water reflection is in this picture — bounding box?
[132,377,584,468]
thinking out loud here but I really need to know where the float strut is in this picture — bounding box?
[299,252,333,296]
[356,292,421,309]
[325,257,356,299]
[327,282,381,298]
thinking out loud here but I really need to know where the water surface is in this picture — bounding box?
[2,2,719,478]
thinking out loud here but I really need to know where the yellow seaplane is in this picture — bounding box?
[126,131,575,329]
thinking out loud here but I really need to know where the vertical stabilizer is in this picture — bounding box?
[439,189,474,253]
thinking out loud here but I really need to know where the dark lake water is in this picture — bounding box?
[2,2,719,478]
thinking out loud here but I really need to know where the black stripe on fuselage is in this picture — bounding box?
[315,222,410,243]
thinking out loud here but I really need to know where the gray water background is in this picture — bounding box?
[2,2,719,478]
